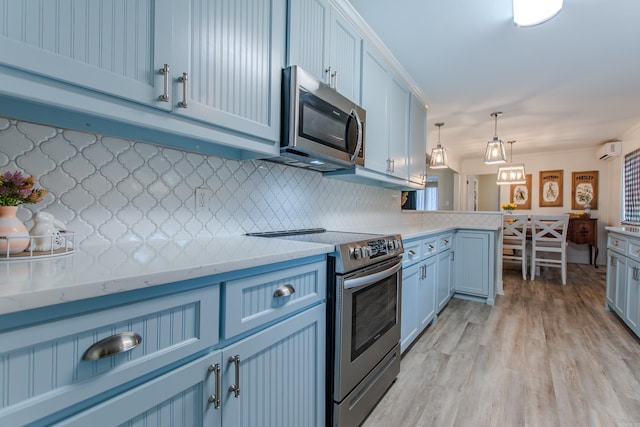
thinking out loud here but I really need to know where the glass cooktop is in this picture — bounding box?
[246,228,382,246]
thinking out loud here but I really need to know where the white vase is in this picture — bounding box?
[0,206,30,254]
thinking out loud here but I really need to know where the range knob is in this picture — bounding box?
[351,247,363,260]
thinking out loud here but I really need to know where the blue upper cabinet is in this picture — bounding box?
[288,0,361,102]
[172,0,285,142]
[0,0,285,159]
[0,0,173,111]
[409,94,428,185]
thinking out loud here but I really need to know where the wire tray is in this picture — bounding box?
[0,232,75,260]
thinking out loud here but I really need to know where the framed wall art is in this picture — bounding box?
[539,170,563,207]
[571,170,598,210]
[510,174,532,210]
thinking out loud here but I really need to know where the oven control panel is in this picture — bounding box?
[349,236,403,261]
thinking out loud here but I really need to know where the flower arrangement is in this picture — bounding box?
[0,171,47,206]
[501,202,517,211]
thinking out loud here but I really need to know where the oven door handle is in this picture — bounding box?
[343,261,402,290]
[349,107,363,163]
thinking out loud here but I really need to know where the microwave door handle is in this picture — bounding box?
[343,261,402,290]
[349,107,363,163]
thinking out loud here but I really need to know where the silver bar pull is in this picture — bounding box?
[273,284,295,298]
[208,364,221,409]
[610,256,616,267]
[178,72,188,108]
[82,332,142,361]
[324,66,332,85]
[158,64,170,102]
[331,70,338,88]
[228,355,241,398]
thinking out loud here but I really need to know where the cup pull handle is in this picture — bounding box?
[408,250,416,256]
[82,332,142,361]
[273,284,295,298]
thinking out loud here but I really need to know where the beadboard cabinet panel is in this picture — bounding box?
[0,0,173,110]
[409,94,427,185]
[287,0,331,81]
[328,10,361,102]
[172,0,285,141]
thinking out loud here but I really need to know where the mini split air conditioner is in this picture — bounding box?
[598,141,621,160]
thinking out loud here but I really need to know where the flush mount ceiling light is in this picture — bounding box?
[484,112,507,164]
[429,122,448,169]
[496,140,527,185]
[513,0,563,27]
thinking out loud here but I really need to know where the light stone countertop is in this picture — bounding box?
[605,226,640,237]
[348,224,500,241]
[0,236,334,315]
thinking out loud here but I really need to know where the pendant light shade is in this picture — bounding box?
[429,122,448,169]
[513,0,563,28]
[496,141,526,185]
[484,112,507,164]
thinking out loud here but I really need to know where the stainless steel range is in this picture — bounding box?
[247,229,403,426]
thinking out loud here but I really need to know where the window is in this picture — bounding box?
[415,176,438,211]
[623,148,640,224]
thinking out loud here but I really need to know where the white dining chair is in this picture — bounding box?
[502,215,529,280]
[530,214,570,285]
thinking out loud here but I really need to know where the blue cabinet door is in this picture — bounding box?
[437,249,452,312]
[387,76,410,179]
[55,351,222,426]
[172,0,285,143]
[288,0,331,82]
[401,262,420,353]
[418,256,437,331]
[0,0,173,110]
[329,11,362,102]
[221,304,325,427]
[453,231,490,297]
[625,259,640,332]
[607,250,627,316]
[409,94,427,185]
[360,42,390,175]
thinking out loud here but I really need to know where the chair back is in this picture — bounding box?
[530,214,569,246]
[503,215,528,248]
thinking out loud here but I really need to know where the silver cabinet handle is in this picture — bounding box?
[428,244,435,250]
[208,364,221,409]
[228,355,241,398]
[386,159,395,173]
[82,332,142,361]
[634,266,639,281]
[443,239,450,245]
[613,240,619,245]
[610,256,616,267]
[331,71,338,88]
[178,72,188,108]
[273,284,295,298]
[158,64,170,102]
[324,66,332,85]
[451,251,455,261]
[408,249,416,256]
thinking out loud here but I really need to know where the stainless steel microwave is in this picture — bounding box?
[269,65,365,172]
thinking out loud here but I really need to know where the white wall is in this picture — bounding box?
[607,121,640,223]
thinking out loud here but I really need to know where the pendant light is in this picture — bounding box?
[429,122,448,169]
[496,140,526,185]
[513,0,563,28]
[484,112,507,164]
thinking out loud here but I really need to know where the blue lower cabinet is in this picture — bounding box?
[55,304,325,427]
[452,231,492,298]
[400,262,420,353]
[418,256,436,331]
[437,249,452,312]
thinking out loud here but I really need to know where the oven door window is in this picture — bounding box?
[299,90,349,152]
[351,274,397,361]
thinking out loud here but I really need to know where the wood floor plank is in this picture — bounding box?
[363,263,640,427]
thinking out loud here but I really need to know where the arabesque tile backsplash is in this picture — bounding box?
[0,117,409,246]
[0,117,501,247]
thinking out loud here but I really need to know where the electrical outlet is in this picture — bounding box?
[195,188,212,212]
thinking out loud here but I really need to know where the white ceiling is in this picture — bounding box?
[348,0,640,162]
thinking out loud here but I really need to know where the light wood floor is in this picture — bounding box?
[363,263,640,427]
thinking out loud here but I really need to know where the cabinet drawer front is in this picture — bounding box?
[439,233,453,252]
[422,237,438,257]
[224,261,326,339]
[629,240,640,262]
[608,234,627,254]
[0,286,219,426]
[403,240,422,267]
